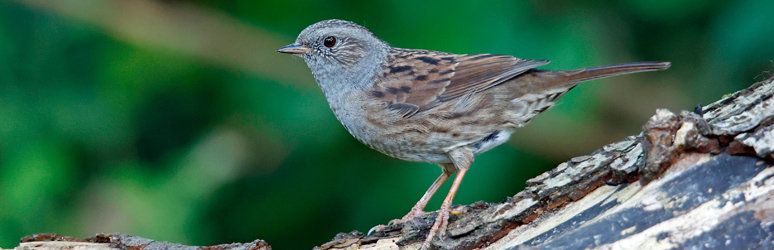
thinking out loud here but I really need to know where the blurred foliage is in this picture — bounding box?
[1,0,773,249]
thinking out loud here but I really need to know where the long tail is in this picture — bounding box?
[515,61,670,95]
[505,61,670,125]
[556,61,671,83]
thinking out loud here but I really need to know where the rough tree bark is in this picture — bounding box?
[7,78,774,250]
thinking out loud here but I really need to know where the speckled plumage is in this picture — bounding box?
[277,19,670,248]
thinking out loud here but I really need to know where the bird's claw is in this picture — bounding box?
[367,224,386,236]
[368,209,433,237]
[420,206,452,249]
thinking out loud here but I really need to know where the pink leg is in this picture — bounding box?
[401,168,454,221]
[422,147,473,249]
[368,164,456,236]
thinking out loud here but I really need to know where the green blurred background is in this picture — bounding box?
[1,0,772,249]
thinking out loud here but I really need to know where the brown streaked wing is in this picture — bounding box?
[429,54,549,108]
[372,49,458,113]
[372,50,549,117]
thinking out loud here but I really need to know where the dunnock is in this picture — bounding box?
[277,19,669,248]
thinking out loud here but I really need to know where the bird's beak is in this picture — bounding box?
[276,43,309,54]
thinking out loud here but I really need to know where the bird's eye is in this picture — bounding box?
[323,36,336,47]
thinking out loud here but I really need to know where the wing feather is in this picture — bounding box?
[371,49,549,117]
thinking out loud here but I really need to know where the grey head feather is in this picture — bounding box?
[294,19,391,101]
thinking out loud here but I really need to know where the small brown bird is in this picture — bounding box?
[277,19,669,248]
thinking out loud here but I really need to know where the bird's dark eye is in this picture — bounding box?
[323,36,336,47]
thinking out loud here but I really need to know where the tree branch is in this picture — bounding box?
[10,78,774,249]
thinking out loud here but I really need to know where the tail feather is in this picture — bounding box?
[505,61,669,126]
[553,61,671,85]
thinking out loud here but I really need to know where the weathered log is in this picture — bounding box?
[8,78,774,250]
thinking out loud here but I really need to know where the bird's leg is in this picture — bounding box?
[422,147,473,249]
[367,161,456,236]
[399,167,454,221]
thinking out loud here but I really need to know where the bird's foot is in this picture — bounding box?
[399,207,430,222]
[421,206,451,250]
[367,208,430,236]
[367,224,386,236]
